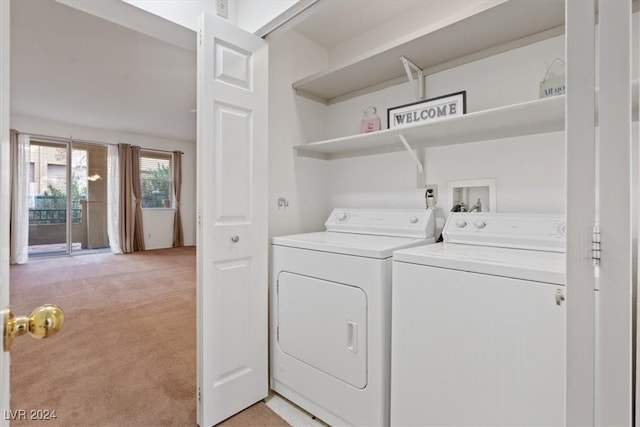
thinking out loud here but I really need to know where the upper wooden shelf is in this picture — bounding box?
[292,0,565,104]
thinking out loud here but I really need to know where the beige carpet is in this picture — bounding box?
[9,247,288,426]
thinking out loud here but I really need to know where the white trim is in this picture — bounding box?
[258,0,320,40]
[55,0,196,51]
[265,394,325,427]
[636,5,640,421]
[0,0,10,425]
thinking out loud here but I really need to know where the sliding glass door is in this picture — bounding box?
[28,139,109,257]
[71,142,109,254]
[28,140,70,257]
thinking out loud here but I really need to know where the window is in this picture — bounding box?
[140,151,173,208]
[46,164,67,194]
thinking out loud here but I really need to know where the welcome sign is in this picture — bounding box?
[387,91,466,129]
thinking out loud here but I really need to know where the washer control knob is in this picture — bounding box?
[336,213,349,222]
[409,216,419,224]
[455,220,467,228]
[474,220,487,229]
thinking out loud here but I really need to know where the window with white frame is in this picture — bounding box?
[140,151,173,208]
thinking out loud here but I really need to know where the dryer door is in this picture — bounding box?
[277,272,367,388]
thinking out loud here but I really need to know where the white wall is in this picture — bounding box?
[268,31,569,238]
[10,114,196,250]
[320,15,638,235]
[325,35,566,138]
[321,34,568,236]
[123,0,234,31]
[323,132,564,237]
[237,0,298,34]
[268,30,329,237]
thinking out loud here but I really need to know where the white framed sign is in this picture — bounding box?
[387,91,466,129]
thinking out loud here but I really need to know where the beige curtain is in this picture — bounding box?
[118,143,145,253]
[130,146,144,251]
[172,151,184,247]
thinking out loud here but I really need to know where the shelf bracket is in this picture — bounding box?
[399,55,425,101]
[398,134,423,173]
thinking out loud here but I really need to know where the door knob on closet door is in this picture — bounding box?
[231,235,240,243]
[3,304,65,352]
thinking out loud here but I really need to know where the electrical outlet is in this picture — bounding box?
[425,184,438,205]
[217,0,229,19]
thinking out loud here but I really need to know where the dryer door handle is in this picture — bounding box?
[347,321,358,353]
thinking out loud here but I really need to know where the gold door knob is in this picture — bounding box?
[3,305,65,352]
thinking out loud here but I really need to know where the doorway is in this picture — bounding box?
[28,139,109,257]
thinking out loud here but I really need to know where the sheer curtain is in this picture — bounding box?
[10,130,29,264]
[106,144,121,254]
[172,151,184,247]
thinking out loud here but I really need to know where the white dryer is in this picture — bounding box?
[391,213,567,427]
[270,208,436,427]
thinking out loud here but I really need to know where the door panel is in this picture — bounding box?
[214,40,252,89]
[214,103,251,221]
[197,12,268,427]
[211,258,252,386]
[277,272,367,389]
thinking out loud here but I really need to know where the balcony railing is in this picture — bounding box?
[29,196,83,224]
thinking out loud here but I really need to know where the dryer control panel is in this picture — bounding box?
[325,208,435,239]
[443,212,566,252]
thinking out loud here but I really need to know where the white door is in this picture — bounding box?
[595,1,633,424]
[565,1,634,425]
[0,1,11,425]
[196,12,268,427]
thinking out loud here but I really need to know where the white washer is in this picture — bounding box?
[391,213,567,427]
[270,208,436,427]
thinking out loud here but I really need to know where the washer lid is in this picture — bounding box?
[272,231,433,259]
[393,243,565,285]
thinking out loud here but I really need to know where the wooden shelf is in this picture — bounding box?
[295,95,566,160]
[295,79,639,160]
[293,0,565,104]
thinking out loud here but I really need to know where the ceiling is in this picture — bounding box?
[10,0,197,142]
[9,0,478,143]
